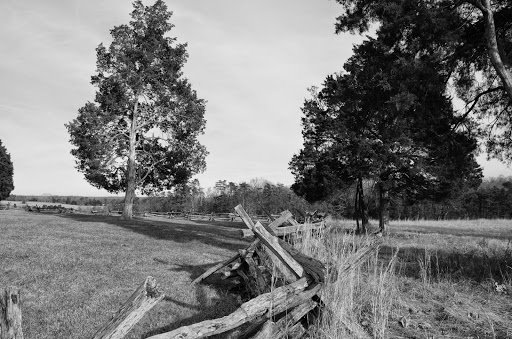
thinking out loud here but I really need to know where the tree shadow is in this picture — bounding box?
[142,265,242,338]
[378,243,512,283]
[388,224,511,240]
[54,213,251,338]
[57,213,250,254]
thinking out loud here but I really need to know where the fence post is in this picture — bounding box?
[91,276,164,339]
[0,286,23,339]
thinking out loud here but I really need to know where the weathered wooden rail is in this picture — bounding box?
[3,205,375,339]
[145,211,280,223]
[0,286,23,339]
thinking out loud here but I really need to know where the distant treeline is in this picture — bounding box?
[5,195,116,207]
[6,176,512,219]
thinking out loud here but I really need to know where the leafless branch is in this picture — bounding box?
[452,86,504,131]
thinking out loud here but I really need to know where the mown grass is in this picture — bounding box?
[1,210,511,338]
[0,209,248,339]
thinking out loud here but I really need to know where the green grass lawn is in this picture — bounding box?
[0,209,249,339]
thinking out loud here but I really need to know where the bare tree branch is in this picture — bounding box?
[452,86,504,131]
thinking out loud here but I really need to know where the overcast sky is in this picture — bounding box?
[1,0,511,196]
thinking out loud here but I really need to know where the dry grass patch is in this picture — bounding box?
[288,218,511,338]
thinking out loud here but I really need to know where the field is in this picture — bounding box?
[0,209,511,338]
[1,200,100,212]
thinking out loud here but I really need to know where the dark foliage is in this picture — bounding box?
[66,0,206,219]
[0,140,14,200]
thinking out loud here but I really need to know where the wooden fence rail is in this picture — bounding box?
[3,205,370,339]
[0,286,23,339]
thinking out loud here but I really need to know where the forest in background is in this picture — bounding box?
[5,175,512,220]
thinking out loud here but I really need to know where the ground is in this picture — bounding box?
[0,209,511,338]
[0,209,249,338]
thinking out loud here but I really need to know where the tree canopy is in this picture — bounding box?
[66,0,207,219]
[333,0,512,160]
[0,139,14,200]
[290,7,483,231]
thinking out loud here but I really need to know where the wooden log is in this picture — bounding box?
[146,278,310,339]
[224,315,267,339]
[235,205,297,282]
[239,229,255,239]
[278,240,326,283]
[250,300,317,339]
[234,205,256,229]
[274,223,324,236]
[239,211,305,238]
[238,285,322,339]
[0,286,23,339]
[268,210,293,229]
[253,221,305,279]
[192,240,259,284]
[92,276,164,339]
[288,217,300,226]
[270,283,322,316]
[244,257,271,296]
[192,253,240,284]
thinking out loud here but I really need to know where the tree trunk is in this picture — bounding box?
[475,0,512,102]
[354,181,361,233]
[378,182,389,232]
[358,176,369,233]
[122,101,139,220]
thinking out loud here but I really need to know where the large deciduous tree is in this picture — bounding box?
[290,36,482,232]
[333,0,512,160]
[66,0,207,219]
[0,139,14,200]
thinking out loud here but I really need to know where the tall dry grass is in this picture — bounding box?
[290,220,399,339]
[286,217,511,338]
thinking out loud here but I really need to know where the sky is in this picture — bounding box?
[1,0,512,197]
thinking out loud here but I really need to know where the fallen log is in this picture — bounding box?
[227,282,323,338]
[146,278,310,339]
[92,276,164,339]
[250,299,317,339]
[0,286,23,339]
[192,253,241,284]
[192,240,260,284]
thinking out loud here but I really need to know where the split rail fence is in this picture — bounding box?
[1,204,377,339]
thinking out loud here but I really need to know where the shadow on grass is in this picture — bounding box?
[379,243,512,283]
[55,213,251,337]
[389,224,511,240]
[57,213,250,257]
[143,267,242,338]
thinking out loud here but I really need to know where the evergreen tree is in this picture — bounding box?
[0,139,14,200]
[66,1,207,219]
[333,0,512,160]
[291,36,482,231]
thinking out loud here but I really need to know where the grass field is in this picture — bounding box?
[0,209,249,338]
[1,210,511,338]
